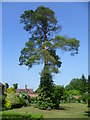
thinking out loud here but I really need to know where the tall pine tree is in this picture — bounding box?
[19,6,79,109]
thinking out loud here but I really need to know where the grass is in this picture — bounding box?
[1,103,88,118]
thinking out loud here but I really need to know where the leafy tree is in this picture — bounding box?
[19,6,79,109]
[13,83,18,90]
[66,90,80,103]
[80,74,87,95]
[5,83,9,90]
[65,78,82,91]
[68,90,80,96]
[35,86,40,93]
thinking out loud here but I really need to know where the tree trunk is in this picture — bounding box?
[44,32,48,66]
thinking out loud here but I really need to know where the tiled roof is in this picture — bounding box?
[16,88,34,94]
[27,93,38,98]
[73,96,79,99]
[16,89,25,93]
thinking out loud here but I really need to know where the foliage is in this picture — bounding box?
[65,74,88,95]
[88,75,90,107]
[61,88,68,102]
[80,74,88,95]
[20,92,27,99]
[81,92,88,103]
[68,90,80,96]
[66,90,80,103]
[19,97,26,106]
[37,66,54,110]
[5,83,9,90]
[5,92,19,108]
[6,87,15,94]
[4,100,12,109]
[65,78,82,91]
[5,92,28,109]
[13,83,18,90]
[35,86,40,93]
[52,85,64,108]
[19,92,31,106]
[31,97,37,105]
[19,6,79,72]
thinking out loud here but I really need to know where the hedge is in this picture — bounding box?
[1,113,44,120]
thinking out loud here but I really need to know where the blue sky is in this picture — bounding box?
[2,2,88,91]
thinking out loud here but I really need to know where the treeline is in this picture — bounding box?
[35,74,88,106]
[65,74,88,95]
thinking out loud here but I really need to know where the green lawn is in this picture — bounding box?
[1,103,88,118]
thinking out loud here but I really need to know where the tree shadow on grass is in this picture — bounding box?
[84,111,90,117]
[58,106,70,110]
[34,105,70,111]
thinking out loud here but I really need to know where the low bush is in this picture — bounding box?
[38,99,54,110]
[5,92,27,109]
[31,97,37,105]
[19,97,26,106]
[4,100,12,109]
[19,92,31,106]
[5,92,19,109]
[81,92,88,103]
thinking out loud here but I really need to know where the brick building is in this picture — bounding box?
[16,85,38,98]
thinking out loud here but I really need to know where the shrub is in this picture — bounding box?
[5,92,20,109]
[13,83,18,90]
[31,97,37,105]
[7,87,15,94]
[81,92,88,103]
[52,85,64,109]
[20,92,27,99]
[27,96,31,103]
[5,92,29,109]
[5,83,9,90]
[19,97,26,106]
[19,92,31,106]
[4,100,12,109]
[68,90,80,96]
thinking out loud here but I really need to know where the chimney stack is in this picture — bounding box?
[25,85,27,92]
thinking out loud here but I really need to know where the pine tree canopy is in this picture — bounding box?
[19,6,80,73]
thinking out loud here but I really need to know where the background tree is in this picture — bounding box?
[80,74,88,95]
[13,83,18,90]
[5,83,9,91]
[88,75,90,107]
[65,78,82,91]
[65,75,88,95]
[6,87,16,94]
[19,6,79,109]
